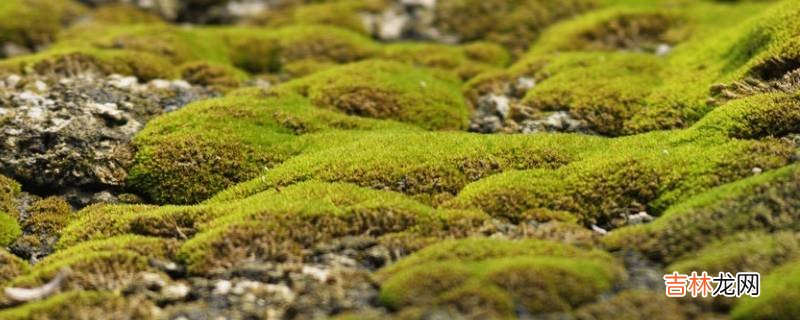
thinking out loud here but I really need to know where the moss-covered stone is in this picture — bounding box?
[0,291,156,319]
[377,238,622,316]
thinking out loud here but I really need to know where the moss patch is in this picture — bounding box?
[377,238,622,316]
[0,291,156,319]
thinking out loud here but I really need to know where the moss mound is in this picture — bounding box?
[279,60,470,130]
[377,238,623,316]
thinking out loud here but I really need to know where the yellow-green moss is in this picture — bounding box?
[0,249,28,284]
[432,0,595,55]
[732,260,800,319]
[216,25,379,74]
[22,196,72,236]
[0,213,21,247]
[279,60,470,130]
[380,42,508,81]
[604,164,800,263]
[175,181,479,275]
[128,90,415,204]
[449,131,793,225]
[519,52,663,136]
[0,175,20,216]
[572,289,688,320]
[377,238,622,316]
[0,0,85,51]
[0,291,156,319]
[210,131,598,205]
[9,236,174,290]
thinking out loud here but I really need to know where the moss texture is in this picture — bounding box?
[0,291,156,319]
[377,238,623,316]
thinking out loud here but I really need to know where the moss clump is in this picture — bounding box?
[0,291,156,319]
[9,236,174,290]
[604,164,800,263]
[449,130,793,226]
[176,181,478,275]
[668,231,800,276]
[572,289,688,320]
[518,52,663,136]
[529,8,682,54]
[211,131,597,205]
[0,249,28,284]
[128,91,413,205]
[731,260,800,319]
[380,42,509,81]
[0,48,177,80]
[179,60,247,92]
[0,0,85,53]
[217,25,379,74]
[22,196,72,235]
[57,204,156,248]
[0,213,21,247]
[692,92,800,140]
[377,238,622,316]
[247,0,385,35]
[432,0,595,55]
[0,175,20,217]
[279,60,470,130]
[88,3,164,25]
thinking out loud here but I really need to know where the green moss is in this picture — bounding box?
[572,289,688,320]
[279,60,470,130]
[0,174,20,216]
[0,249,28,284]
[380,42,508,81]
[731,259,800,319]
[210,131,596,205]
[248,0,385,35]
[128,91,415,204]
[431,0,595,55]
[0,212,21,247]
[529,8,682,54]
[449,131,793,225]
[56,24,231,66]
[691,92,800,140]
[0,291,156,319]
[604,164,800,263]
[22,196,72,235]
[9,236,174,290]
[179,60,248,92]
[519,52,663,136]
[175,181,473,275]
[668,231,800,276]
[0,0,85,51]
[58,204,156,248]
[0,48,177,80]
[216,25,379,74]
[377,238,622,315]
[88,3,165,25]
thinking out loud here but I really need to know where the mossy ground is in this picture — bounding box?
[1,0,800,318]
